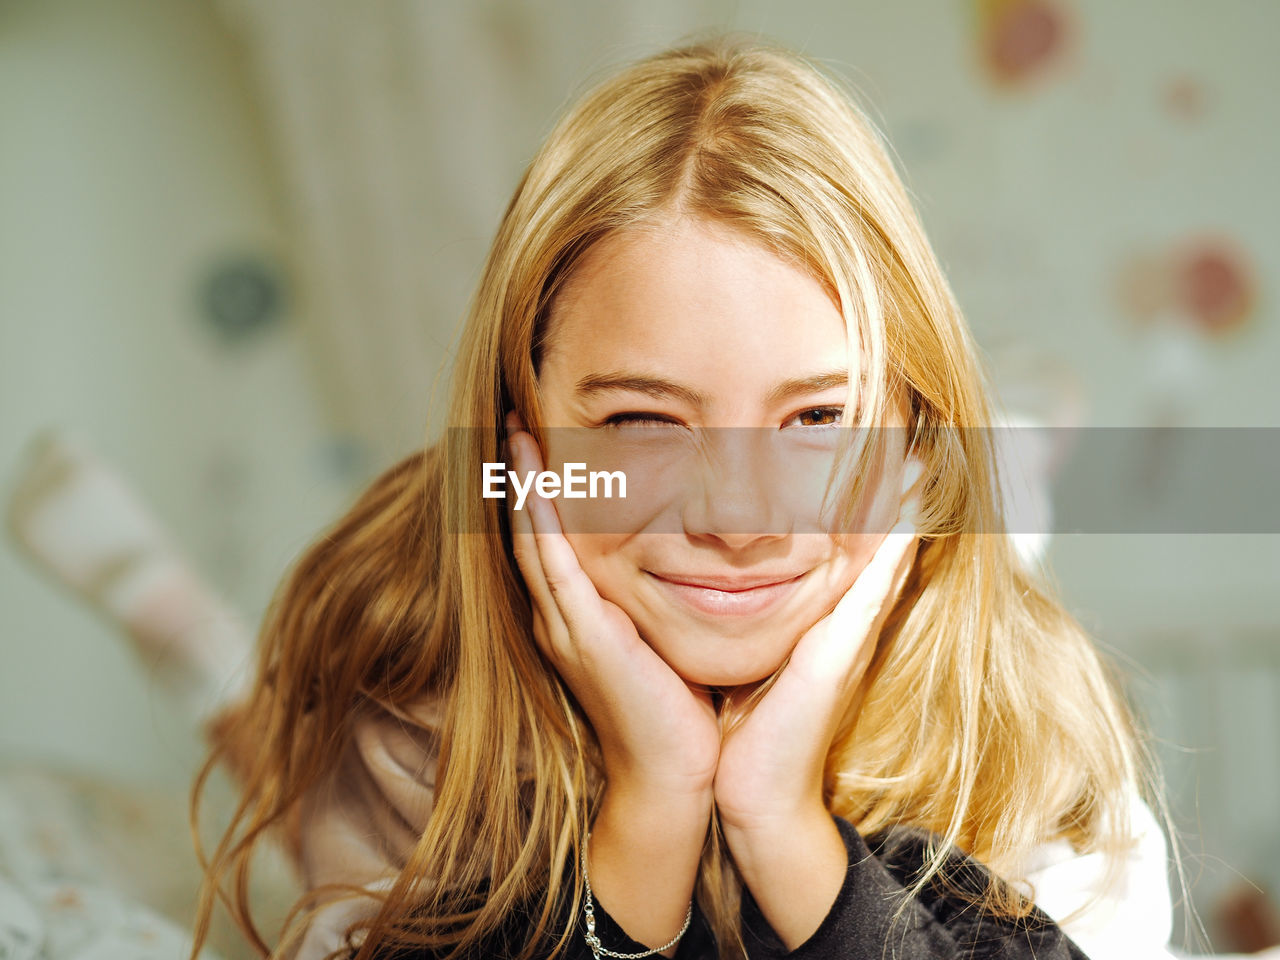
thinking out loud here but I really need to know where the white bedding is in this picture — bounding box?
[0,762,295,960]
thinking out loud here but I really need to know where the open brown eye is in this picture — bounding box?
[790,406,844,428]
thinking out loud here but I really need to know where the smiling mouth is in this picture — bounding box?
[646,571,806,617]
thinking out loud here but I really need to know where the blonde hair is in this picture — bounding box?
[190,35,1150,960]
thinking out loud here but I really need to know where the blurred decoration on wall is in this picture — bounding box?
[1116,235,1257,339]
[1163,73,1209,123]
[975,0,1072,89]
[1115,235,1258,435]
[1214,885,1280,955]
[197,252,286,347]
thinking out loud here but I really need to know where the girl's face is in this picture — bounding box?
[535,216,911,687]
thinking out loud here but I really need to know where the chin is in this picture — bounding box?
[648,629,793,689]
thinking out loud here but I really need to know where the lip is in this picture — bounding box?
[647,571,806,617]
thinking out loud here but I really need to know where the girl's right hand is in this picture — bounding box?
[504,412,720,800]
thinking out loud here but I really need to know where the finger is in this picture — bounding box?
[509,484,557,616]
[507,429,611,645]
[791,507,919,680]
[506,432,550,599]
[829,505,919,630]
[887,497,921,598]
[504,427,567,654]
[509,492,569,668]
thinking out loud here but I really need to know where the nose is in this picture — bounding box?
[681,428,790,548]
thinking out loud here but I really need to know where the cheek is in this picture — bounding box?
[817,452,910,594]
[809,533,875,608]
[564,536,662,635]
[562,533,630,589]
[836,533,880,587]
[825,439,909,537]
[543,433,686,535]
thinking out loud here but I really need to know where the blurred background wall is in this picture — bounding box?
[1,0,1277,953]
[0,0,354,781]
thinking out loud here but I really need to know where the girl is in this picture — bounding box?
[190,36,1175,960]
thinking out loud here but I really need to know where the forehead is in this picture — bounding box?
[539,217,851,392]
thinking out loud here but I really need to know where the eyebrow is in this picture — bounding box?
[574,369,857,408]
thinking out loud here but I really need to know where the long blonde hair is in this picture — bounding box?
[190,35,1149,960]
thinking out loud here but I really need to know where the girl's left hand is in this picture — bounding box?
[712,503,919,947]
[714,505,919,831]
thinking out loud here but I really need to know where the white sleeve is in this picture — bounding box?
[1019,791,1177,960]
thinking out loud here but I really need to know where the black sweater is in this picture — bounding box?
[372,815,1089,959]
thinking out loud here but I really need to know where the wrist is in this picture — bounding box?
[585,784,710,955]
[595,779,713,855]
[720,806,847,952]
[605,764,717,808]
[714,775,825,838]
[718,798,833,860]
[582,832,694,960]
